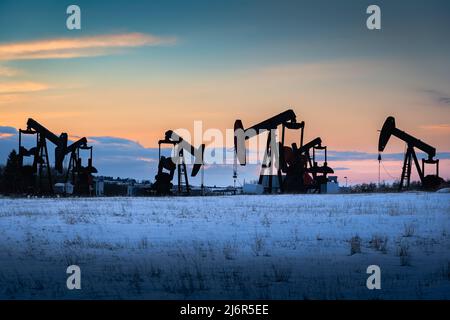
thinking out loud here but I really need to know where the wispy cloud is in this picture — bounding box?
[0,33,177,61]
[422,89,450,106]
[0,126,17,139]
[0,126,17,134]
[328,150,450,161]
[420,124,450,132]
[0,81,49,94]
[334,167,350,171]
[0,65,20,77]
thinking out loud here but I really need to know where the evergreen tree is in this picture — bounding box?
[2,150,22,194]
[0,165,4,194]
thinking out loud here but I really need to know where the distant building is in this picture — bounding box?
[54,182,74,195]
[95,178,104,196]
[243,183,265,194]
[320,175,340,194]
[250,175,341,194]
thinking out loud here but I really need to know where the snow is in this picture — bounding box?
[0,193,449,299]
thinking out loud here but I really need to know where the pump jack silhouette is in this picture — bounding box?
[234,109,334,193]
[18,118,96,195]
[153,130,205,195]
[378,116,444,191]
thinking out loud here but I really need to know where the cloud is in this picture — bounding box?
[89,136,143,147]
[0,126,17,134]
[333,167,350,171]
[86,136,161,178]
[329,150,450,161]
[0,81,49,94]
[328,151,378,161]
[0,130,17,159]
[422,89,450,106]
[0,126,17,139]
[0,33,177,61]
[420,124,450,132]
[0,94,19,105]
[0,66,20,77]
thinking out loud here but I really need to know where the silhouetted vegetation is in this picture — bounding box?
[348,179,449,193]
[0,150,23,194]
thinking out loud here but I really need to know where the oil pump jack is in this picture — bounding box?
[234,109,334,193]
[18,118,67,194]
[378,116,444,191]
[153,130,205,195]
[18,118,96,195]
[283,137,333,192]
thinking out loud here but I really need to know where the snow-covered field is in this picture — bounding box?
[0,193,449,299]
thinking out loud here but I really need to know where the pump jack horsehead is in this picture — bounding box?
[378,116,444,191]
[234,109,334,193]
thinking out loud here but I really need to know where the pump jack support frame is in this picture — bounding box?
[19,128,54,194]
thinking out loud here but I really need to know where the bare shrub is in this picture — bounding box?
[64,235,123,250]
[149,265,162,279]
[223,241,238,260]
[445,262,450,281]
[62,215,77,225]
[63,235,83,247]
[350,236,361,255]
[370,235,388,253]
[447,262,450,280]
[398,242,411,266]
[192,241,208,258]
[61,213,93,225]
[138,236,149,250]
[63,253,83,266]
[251,234,266,257]
[129,269,144,294]
[261,213,271,228]
[163,268,205,297]
[271,264,292,283]
[403,223,415,237]
[387,203,400,216]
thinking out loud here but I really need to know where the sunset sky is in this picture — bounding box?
[1,0,449,185]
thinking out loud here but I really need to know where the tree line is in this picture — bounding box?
[0,150,23,195]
